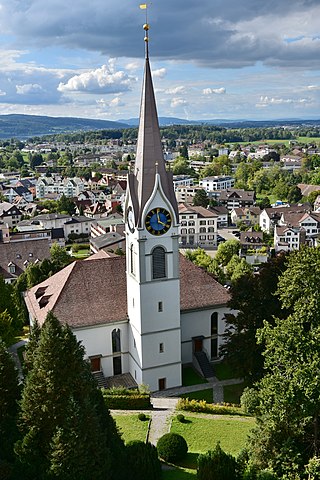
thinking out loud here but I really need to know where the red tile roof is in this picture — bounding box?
[25,254,230,329]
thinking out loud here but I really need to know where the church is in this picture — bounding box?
[25,26,231,392]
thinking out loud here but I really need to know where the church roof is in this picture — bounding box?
[127,54,178,226]
[25,255,230,329]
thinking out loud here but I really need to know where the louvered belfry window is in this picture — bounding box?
[152,246,166,279]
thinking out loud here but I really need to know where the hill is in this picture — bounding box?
[0,114,130,139]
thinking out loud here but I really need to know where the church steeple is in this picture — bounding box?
[127,22,178,227]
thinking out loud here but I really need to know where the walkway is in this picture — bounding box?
[147,377,243,445]
[8,339,28,381]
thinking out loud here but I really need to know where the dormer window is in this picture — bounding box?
[8,262,16,274]
[35,286,48,299]
[39,295,51,308]
[16,254,21,259]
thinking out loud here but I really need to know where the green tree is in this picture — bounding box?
[220,254,287,382]
[287,185,302,204]
[57,194,76,215]
[179,143,189,159]
[193,189,209,207]
[15,312,125,480]
[197,442,237,480]
[50,243,71,269]
[215,240,240,267]
[0,340,20,463]
[248,247,320,477]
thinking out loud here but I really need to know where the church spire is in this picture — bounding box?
[129,20,178,227]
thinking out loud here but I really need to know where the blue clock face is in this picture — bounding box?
[145,208,172,235]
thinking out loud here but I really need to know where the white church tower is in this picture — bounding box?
[124,22,182,391]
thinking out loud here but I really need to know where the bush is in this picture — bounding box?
[101,387,152,410]
[126,441,161,480]
[257,471,278,480]
[240,387,260,416]
[0,460,13,480]
[197,442,237,480]
[176,414,185,423]
[177,398,245,416]
[138,413,147,421]
[157,432,188,463]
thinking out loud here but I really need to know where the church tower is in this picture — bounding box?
[125,22,182,391]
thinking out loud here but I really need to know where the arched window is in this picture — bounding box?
[211,312,218,335]
[112,329,121,353]
[152,246,166,279]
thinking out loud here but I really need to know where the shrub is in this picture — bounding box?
[101,387,152,410]
[176,414,185,423]
[157,432,188,463]
[240,387,260,415]
[138,413,147,421]
[126,440,161,480]
[177,398,245,416]
[0,460,13,480]
[257,470,278,480]
[197,442,237,480]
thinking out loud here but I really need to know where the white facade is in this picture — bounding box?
[125,175,182,391]
[199,176,235,192]
[179,206,218,248]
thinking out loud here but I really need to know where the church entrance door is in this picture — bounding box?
[193,337,203,353]
[90,356,101,372]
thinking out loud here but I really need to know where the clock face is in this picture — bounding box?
[145,208,172,235]
[127,206,135,233]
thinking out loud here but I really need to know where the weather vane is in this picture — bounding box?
[140,3,151,57]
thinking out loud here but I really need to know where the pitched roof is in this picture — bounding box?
[25,254,230,329]
[0,238,51,278]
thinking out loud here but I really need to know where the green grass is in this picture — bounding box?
[162,467,196,479]
[112,414,149,444]
[223,383,245,405]
[297,136,320,144]
[214,361,236,381]
[180,389,213,403]
[170,415,255,458]
[182,367,207,386]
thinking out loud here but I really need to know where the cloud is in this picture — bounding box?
[110,96,124,107]
[152,68,166,79]
[256,95,312,107]
[307,85,320,91]
[203,87,226,95]
[16,83,44,94]
[0,0,319,69]
[165,86,186,95]
[171,97,188,108]
[58,64,136,94]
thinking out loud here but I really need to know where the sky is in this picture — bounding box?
[0,0,319,121]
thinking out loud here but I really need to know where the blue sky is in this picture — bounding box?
[0,0,319,121]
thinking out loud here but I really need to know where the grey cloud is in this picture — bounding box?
[0,0,319,69]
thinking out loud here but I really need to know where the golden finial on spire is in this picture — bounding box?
[140,3,151,58]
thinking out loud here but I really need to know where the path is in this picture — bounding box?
[8,339,28,381]
[147,377,243,446]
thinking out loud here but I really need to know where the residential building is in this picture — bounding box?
[274,225,306,252]
[230,206,261,226]
[179,203,218,248]
[214,189,256,211]
[259,205,311,233]
[0,202,23,228]
[199,175,235,192]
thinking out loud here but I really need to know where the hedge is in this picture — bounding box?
[177,398,246,416]
[101,388,151,410]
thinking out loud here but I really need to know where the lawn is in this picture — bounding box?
[180,388,213,403]
[163,467,196,479]
[182,367,207,386]
[112,413,150,444]
[170,415,255,458]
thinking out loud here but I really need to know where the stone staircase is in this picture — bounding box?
[92,371,108,388]
[194,351,214,378]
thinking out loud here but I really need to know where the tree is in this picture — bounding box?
[179,143,189,159]
[0,340,20,463]
[126,441,161,480]
[29,153,44,170]
[248,247,320,477]
[193,189,209,207]
[197,442,237,480]
[57,194,76,215]
[220,254,287,382]
[50,243,71,269]
[215,240,240,267]
[287,185,302,203]
[15,312,125,480]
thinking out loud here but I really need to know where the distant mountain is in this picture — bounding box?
[120,117,320,128]
[0,114,130,139]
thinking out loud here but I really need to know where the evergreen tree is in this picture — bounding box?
[248,247,320,477]
[0,340,20,462]
[193,189,209,207]
[15,312,125,480]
